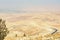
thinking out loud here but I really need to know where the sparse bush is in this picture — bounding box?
[0,19,9,40]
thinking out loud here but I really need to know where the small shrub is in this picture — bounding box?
[0,19,9,40]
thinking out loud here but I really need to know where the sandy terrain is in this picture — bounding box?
[0,12,60,40]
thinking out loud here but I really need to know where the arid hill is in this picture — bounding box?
[0,12,60,40]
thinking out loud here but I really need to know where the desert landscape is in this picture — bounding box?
[0,12,60,40]
[0,0,60,40]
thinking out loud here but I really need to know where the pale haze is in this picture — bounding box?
[0,0,60,13]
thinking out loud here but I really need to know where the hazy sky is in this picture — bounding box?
[0,0,60,13]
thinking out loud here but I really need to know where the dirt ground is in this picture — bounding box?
[0,12,60,40]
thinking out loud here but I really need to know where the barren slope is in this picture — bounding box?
[0,12,60,40]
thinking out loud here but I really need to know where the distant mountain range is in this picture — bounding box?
[0,9,60,14]
[0,9,27,13]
